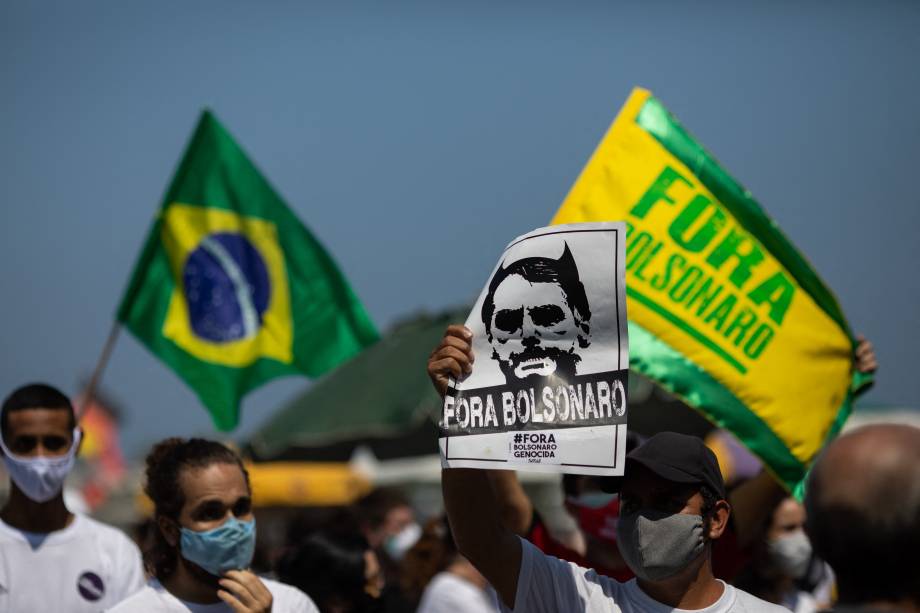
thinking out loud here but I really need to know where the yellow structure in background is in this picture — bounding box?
[136,462,371,515]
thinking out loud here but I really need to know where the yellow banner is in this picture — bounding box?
[552,88,853,465]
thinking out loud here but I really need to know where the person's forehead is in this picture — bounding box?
[384,504,414,525]
[773,498,805,526]
[178,462,249,507]
[5,408,72,437]
[493,274,567,305]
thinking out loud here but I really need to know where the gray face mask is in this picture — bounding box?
[767,530,812,579]
[615,508,706,581]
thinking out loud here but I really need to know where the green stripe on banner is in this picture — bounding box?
[627,287,747,375]
[628,320,805,492]
[633,94,868,489]
[634,97,852,340]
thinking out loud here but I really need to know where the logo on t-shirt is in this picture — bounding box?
[77,571,105,601]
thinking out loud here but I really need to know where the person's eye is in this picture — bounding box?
[42,436,69,452]
[233,499,252,517]
[528,304,565,327]
[194,504,226,522]
[12,436,37,454]
[494,308,523,333]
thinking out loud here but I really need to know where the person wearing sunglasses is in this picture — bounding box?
[0,383,145,611]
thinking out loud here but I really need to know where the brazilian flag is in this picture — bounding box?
[117,111,379,431]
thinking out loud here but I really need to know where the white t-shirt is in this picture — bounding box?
[503,538,788,613]
[781,590,818,613]
[106,577,319,612]
[418,571,500,613]
[0,513,145,612]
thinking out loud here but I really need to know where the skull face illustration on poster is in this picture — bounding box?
[482,243,591,384]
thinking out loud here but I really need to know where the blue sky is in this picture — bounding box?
[2,1,918,457]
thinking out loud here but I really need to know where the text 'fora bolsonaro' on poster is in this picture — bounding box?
[439,222,629,476]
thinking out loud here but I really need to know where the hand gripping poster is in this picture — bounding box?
[440,222,629,475]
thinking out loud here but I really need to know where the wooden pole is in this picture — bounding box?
[80,322,121,419]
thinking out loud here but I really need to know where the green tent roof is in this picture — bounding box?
[246,306,727,461]
[247,307,469,459]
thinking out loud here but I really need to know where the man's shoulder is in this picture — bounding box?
[0,514,136,552]
[76,515,141,550]
[518,536,628,608]
[422,571,486,605]
[0,517,21,542]
[76,514,123,534]
[523,537,623,585]
[730,585,791,613]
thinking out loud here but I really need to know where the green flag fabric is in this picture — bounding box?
[552,88,869,495]
[117,110,379,430]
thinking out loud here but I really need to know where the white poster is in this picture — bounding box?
[439,222,629,475]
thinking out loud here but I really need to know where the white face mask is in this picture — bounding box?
[767,529,813,579]
[383,522,421,561]
[0,429,81,503]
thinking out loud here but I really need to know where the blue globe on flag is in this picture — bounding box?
[182,232,271,343]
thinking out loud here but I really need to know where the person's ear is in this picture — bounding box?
[707,500,731,540]
[74,427,84,456]
[158,516,180,548]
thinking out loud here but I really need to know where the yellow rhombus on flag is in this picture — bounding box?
[552,88,872,496]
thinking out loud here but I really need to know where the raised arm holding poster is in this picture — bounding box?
[439,222,629,475]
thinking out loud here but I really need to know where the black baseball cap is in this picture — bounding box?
[601,431,726,499]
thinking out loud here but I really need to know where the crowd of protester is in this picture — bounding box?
[1,329,918,612]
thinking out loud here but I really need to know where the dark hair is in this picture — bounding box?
[481,242,591,347]
[143,437,250,579]
[700,484,718,517]
[1,383,76,436]
[734,495,822,601]
[400,516,457,605]
[277,531,370,613]
[353,487,411,531]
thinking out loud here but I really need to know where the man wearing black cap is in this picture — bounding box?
[429,325,784,612]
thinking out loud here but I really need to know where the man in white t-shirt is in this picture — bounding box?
[0,383,145,611]
[106,436,318,613]
[418,570,500,613]
[428,325,786,613]
[109,575,316,612]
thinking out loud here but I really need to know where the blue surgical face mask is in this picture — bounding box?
[180,516,256,577]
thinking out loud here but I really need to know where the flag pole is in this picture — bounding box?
[81,322,121,419]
